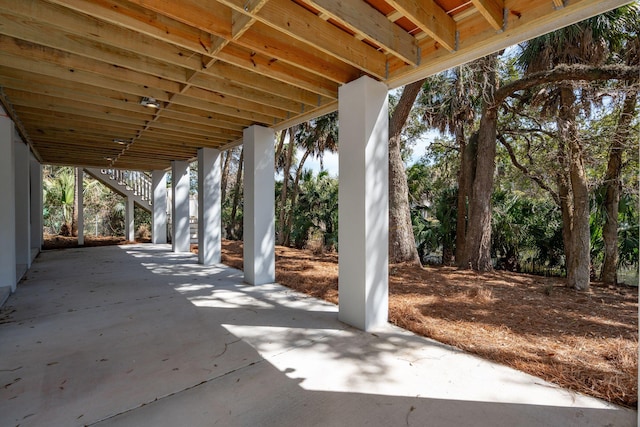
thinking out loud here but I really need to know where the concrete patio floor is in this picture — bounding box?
[0,244,636,427]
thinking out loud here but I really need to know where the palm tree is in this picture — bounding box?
[418,62,484,262]
[44,167,76,235]
[282,113,338,246]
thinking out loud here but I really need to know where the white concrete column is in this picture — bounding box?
[76,168,84,246]
[338,76,389,331]
[152,170,167,244]
[171,160,190,252]
[243,125,275,285]
[0,115,16,291]
[14,134,30,273]
[125,196,134,242]
[198,148,221,265]
[30,159,42,254]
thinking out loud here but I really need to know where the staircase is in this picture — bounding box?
[84,168,152,212]
[86,168,200,244]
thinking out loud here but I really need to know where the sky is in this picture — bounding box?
[300,130,437,177]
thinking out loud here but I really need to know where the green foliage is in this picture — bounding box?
[43,166,152,238]
[590,187,639,271]
[406,159,457,264]
[411,187,457,264]
[491,191,564,272]
[43,166,75,234]
[288,170,338,250]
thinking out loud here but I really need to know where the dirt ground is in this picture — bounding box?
[41,236,638,408]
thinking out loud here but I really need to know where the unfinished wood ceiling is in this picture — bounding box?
[0,0,629,170]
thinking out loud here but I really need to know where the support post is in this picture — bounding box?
[125,196,134,242]
[172,161,190,252]
[30,159,42,254]
[198,148,221,265]
[338,76,389,331]
[0,114,16,292]
[152,170,167,244]
[76,168,84,246]
[14,133,30,275]
[243,125,275,285]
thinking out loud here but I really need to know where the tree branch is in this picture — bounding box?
[491,64,640,111]
[497,134,560,205]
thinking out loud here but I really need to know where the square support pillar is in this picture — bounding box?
[30,159,42,253]
[198,148,221,265]
[0,115,16,292]
[172,161,190,253]
[14,134,30,274]
[125,196,134,242]
[76,168,84,246]
[338,76,389,331]
[243,125,275,285]
[152,170,167,244]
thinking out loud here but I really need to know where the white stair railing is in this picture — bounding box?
[100,169,152,203]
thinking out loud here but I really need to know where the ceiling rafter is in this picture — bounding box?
[471,0,504,30]
[217,0,388,78]
[302,0,419,65]
[386,0,457,51]
[0,0,627,170]
[46,0,342,97]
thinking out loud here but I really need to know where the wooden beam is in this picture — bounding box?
[194,62,329,107]
[471,0,504,30]
[386,0,631,88]
[217,0,387,78]
[0,11,190,84]
[162,105,253,132]
[0,36,176,100]
[7,93,149,127]
[234,22,359,84]
[0,72,151,115]
[182,86,289,118]
[169,93,278,125]
[160,108,250,132]
[304,0,419,65]
[216,44,339,98]
[18,112,140,132]
[1,0,204,71]
[126,0,232,39]
[47,0,212,54]
[386,0,456,51]
[184,77,304,114]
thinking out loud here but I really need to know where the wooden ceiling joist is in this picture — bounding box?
[471,0,505,30]
[0,0,628,170]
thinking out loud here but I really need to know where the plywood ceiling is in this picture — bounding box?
[0,0,629,170]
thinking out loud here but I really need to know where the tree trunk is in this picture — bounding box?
[453,66,469,263]
[601,88,637,283]
[274,129,286,169]
[455,127,476,263]
[220,148,232,203]
[228,147,244,239]
[461,55,498,271]
[555,138,573,272]
[283,149,311,247]
[277,128,295,245]
[556,87,590,291]
[389,79,425,265]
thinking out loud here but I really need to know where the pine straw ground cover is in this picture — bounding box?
[42,234,150,250]
[219,240,638,408]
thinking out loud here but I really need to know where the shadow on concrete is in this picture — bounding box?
[0,244,635,427]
